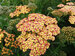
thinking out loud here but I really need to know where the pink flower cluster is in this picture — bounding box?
[66,2,75,6]
[16,13,60,56]
[57,4,65,8]
[57,2,75,24]
[57,2,75,14]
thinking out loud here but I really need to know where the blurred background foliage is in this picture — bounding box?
[0,0,75,56]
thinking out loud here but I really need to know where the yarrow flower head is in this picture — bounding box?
[56,2,75,24]
[51,10,63,17]
[58,26,75,43]
[68,16,75,24]
[57,4,65,8]
[57,2,75,16]
[28,2,37,10]
[16,13,60,56]
[1,47,13,55]
[66,2,75,6]
[0,28,4,43]
[9,5,31,18]
[0,28,19,56]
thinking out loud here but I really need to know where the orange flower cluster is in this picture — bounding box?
[9,5,31,18]
[11,41,20,48]
[16,13,60,56]
[0,30,15,47]
[0,28,18,55]
[0,28,18,48]
[1,47,13,55]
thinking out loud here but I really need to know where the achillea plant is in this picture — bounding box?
[16,13,60,56]
[58,26,75,43]
[9,5,31,18]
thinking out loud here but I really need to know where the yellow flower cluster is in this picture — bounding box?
[1,47,13,55]
[69,16,75,24]
[9,5,30,18]
[0,29,4,43]
[16,13,60,56]
[17,33,50,56]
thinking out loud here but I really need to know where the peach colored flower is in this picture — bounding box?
[57,4,65,8]
[66,2,75,6]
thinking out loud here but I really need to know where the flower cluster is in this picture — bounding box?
[1,47,13,55]
[9,5,31,18]
[69,16,75,24]
[58,26,75,43]
[61,26,75,37]
[66,2,75,6]
[0,28,18,55]
[16,13,60,56]
[58,6,75,15]
[7,18,20,31]
[3,31,15,47]
[58,2,75,15]
[28,2,37,10]
[51,10,63,17]
[57,4,65,8]
[11,41,20,48]
[53,2,75,24]
[0,28,4,43]
[0,28,17,47]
